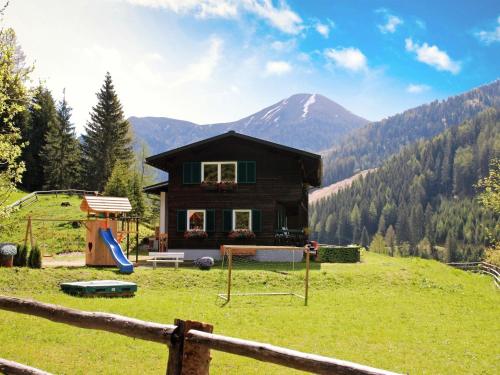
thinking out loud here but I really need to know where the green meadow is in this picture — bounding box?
[0,252,498,374]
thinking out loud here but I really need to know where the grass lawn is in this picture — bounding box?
[0,193,153,255]
[0,252,498,374]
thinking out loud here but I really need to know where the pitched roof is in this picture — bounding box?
[147,131,320,164]
[80,195,132,214]
[145,131,322,186]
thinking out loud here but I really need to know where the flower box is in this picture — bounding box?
[228,229,256,240]
[184,229,208,240]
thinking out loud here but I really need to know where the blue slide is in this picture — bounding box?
[99,228,134,274]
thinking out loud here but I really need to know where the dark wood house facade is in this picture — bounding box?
[145,131,321,257]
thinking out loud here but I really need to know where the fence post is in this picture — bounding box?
[166,319,213,375]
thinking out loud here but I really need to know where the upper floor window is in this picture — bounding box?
[202,162,237,183]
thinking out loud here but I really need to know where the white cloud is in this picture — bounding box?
[265,60,292,75]
[121,0,303,34]
[475,16,500,45]
[324,47,367,72]
[171,36,223,87]
[406,83,431,93]
[270,39,296,52]
[378,14,403,34]
[315,23,329,38]
[405,38,461,74]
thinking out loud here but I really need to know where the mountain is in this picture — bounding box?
[322,80,500,185]
[310,108,499,263]
[130,93,368,155]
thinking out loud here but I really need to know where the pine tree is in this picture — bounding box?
[384,225,396,256]
[350,204,361,244]
[360,226,369,248]
[21,86,58,191]
[41,92,81,189]
[129,171,145,217]
[104,162,130,197]
[369,233,386,254]
[81,72,133,191]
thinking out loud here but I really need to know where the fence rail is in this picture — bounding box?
[0,358,52,375]
[0,295,402,375]
[8,190,99,210]
[447,261,500,288]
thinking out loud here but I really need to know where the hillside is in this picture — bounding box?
[310,108,500,262]
[322,80,500,185]
[130,93,368,155]
[309,169,375,204]
[0,252,498,374]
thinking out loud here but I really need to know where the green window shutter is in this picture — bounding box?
[183,163,192,184]
[192,162,201,183]
[176,210,187,232]
[247,161,256,183]
[238,161,256,184]
[252,209,262,232]
[206,209,215,232]
[183,162,201,184]
[237,161,247,183]
[223,209,233,232]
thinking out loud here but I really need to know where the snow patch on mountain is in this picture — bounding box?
[302,94,316,118]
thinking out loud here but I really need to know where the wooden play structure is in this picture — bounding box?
[80,196,134,270]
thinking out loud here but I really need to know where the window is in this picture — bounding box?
[233,209,252,230]
[203,163,218,183]
[202,162,237,183]
[187,210,205,231]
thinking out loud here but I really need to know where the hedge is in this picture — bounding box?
[317,246,361,263]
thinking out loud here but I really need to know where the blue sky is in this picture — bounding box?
[7,0,500,133]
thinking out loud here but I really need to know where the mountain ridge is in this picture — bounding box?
[130,93,369,155]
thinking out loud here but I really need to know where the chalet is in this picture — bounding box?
[144,131,322,260]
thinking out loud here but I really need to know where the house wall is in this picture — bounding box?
[164,137,310,249]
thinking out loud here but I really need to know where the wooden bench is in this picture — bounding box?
[147,252,184,269]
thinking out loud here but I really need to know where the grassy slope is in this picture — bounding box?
[0,194,153,255]
[0,252,498,374]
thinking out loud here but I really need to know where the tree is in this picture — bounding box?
[129,171,145,217]
[21,86,58,191]
[81,72,133,191]
[369,233,386,255]
[360,226,369,248]
[350,204,361,244]
[444,232,456,263]
[41,92,81,189]
[384,225,396,256]
[476,158,500,213]
[0,28,32,217]
[104,162,130,197]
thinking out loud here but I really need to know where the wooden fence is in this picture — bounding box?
[447,261,500,289]
[7,189,99,210]
[0,296,403,375]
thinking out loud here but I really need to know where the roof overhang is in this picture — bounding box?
[143,181,169,195]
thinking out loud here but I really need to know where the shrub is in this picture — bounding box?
[13,244,28,267]
[28,246,42,269]
[317,246,360,263]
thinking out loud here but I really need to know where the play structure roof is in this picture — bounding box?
[80,195,132,214]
